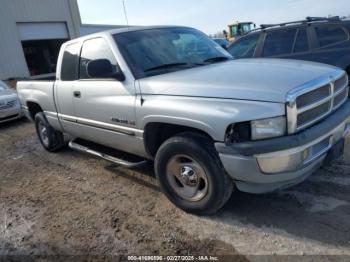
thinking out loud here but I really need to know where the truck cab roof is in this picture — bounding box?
[64,25,194,46]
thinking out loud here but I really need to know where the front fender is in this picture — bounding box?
[136,95,285,142]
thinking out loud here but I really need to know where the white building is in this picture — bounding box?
[0,0,122,80]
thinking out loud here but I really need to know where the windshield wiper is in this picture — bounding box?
[145,63,192,72]
[203,56,232,64]
[144,62,205,73]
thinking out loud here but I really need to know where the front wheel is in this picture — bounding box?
[155,133,234,215]
[35,112,67,152]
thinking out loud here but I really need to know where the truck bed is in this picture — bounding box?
[17,81,57,116]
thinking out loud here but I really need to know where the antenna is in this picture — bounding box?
[122,0,130,29]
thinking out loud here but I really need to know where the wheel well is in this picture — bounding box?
[27,102,43,120]
[144,123,213,157]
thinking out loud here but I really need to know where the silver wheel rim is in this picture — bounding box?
[38,121,49,147]
[166,154,209,202]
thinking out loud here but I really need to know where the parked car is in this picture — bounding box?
[0,80,23,123]
[212,38,230,49]
[17,26,350,215]
[227,17,350,75]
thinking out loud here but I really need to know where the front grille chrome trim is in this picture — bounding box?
[287,70,349,134]
[334,92,349,111]
[297,95,332,114]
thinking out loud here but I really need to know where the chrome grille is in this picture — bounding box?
[296,84,330,108]
[297,101,331,127]
[334,88,348,109]
[0,100,17,110]
[334,74,348,92]
[287,70,349,134]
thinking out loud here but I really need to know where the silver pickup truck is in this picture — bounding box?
[17,26,350,215]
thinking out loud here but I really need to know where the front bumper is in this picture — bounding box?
[216,101,350,194]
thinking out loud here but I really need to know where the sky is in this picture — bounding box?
[77,0,350,34]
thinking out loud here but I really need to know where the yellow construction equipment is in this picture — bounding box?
[225,21,256,42]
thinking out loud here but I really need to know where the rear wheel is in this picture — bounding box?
[35,112,66,152]
[155,133,234,215]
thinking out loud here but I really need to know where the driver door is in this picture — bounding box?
[73,37,140,154]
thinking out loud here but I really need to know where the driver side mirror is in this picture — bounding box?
[87,59,125,81]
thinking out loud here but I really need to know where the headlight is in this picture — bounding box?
[251,116,286,140]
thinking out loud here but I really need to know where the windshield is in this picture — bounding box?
[230,25,239,37]
[114,27,232,79]
[230,24,253,37]
[241,24,253,34]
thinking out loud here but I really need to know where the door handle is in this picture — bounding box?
[73,91,81,98]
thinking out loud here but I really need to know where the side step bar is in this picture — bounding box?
[69,141,148,168]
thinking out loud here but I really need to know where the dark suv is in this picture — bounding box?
[227,17,350,75]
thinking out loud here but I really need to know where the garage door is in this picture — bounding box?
[17,22,69,41]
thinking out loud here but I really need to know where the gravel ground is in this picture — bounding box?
[1,119,350,260]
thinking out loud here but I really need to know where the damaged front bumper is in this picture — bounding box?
[216,101,350,194]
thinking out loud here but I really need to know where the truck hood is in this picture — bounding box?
[138,58,340,103]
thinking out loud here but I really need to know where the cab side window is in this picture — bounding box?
[263,29,297,56]
[227,34,259,59]
[61,43,80,81]
[315,26,348,47]
[79,38,119,79]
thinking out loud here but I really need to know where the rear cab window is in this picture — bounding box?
[315,25,349,47]
[263,29,297,56]
[60,43,81,81]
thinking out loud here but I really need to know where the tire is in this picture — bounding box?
[35,112,66,152]
[155,132,234,215]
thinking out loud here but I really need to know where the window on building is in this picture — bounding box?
[315,26,348,47]
[60,43,80,81]
[79,38,119,79]
[294,28,309,53]
[263,29,297,56]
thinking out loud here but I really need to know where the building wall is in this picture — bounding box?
[80,24,126,37]
[0,0,81,79]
